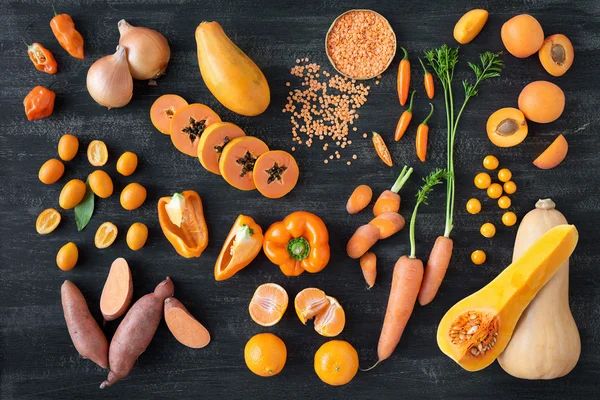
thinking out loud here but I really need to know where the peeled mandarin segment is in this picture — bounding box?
[197,122,246,175]
[486,108,528,148]
[533,134,568,169]
[87,140,108,166]
[253,150,299,199]
[170,103,222,157]
[150,94,188,134]
[218,136,269,191]
[539,34,574,77]
[36,208,61,234]
[164,297,211,349]
[248,283,289,327]
[314,296,345,337]
[294,288,330,324]
[95,222,118,249]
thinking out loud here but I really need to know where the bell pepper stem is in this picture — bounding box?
[287,237,310,261]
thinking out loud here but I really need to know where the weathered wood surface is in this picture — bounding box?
[1,0,599,398]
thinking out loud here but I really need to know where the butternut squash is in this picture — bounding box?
[437,224,579,371]
[195,21,270,116]
[498,199,580,379]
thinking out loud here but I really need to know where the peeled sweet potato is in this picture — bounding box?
[61,280,109,369]
[164,297,211,349]
[100,258,133,321]
[100,277,174,389]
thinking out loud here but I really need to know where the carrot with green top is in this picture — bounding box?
[416,103,434,162]
[373,166,413,217]
[397,47,410,106]
[372,132,392,167]
[395,90,415,141]
[419,58,434,99]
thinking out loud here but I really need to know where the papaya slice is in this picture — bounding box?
[219,136,269,191]
[150,94,188,135]
[170,103,221,157]
[253,150,299,199]
[198,122,246,175]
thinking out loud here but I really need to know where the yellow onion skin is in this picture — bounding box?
[118,19,170,80]
[86,45,133,108]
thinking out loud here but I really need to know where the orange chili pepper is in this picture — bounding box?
[397,47,410,106]
[394,90,416,141]
[23,86,56,121]
[263,211,330,277]
[372,132,393,167]
[158,190,208,258]
[416,103,434,162]
[419,58,435,99]
[214,215,264,281]
[50,2,84,59]
[22,25,58,74]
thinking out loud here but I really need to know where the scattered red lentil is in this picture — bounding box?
[362,133,368,138]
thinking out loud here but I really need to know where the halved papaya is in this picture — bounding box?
[198,122,246,175]
[150,94,189,135]
[253,150,299,199]
[219,136,269,190]
[170,103,221,157]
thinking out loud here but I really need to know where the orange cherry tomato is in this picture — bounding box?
[498,168,512,182]
[482,155,499,170]
[116,152,138,176]
[471,250,486,265]
[466,198,482,214]
[487,183,503,199]
[502,211,517,227]
[480,222,496,238]
[503,181,517,194]
[474,172,491,189]
[87,140,108,166]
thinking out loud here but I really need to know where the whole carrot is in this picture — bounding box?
[416,103,434,162]
[359,252,377,289]
[419,58,435,99]
[372,132,393,167]
[50,1,84,59]
[418,236,454,305]
[395,90,415,141]
[397,47,410,106]
[347,224,380,259]
[373,165,413,216]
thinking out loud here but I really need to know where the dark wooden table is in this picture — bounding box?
[1,1,598,398]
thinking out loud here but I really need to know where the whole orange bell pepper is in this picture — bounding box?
[215,215,263,281]
[24,86,56,121]
[158,190,208,258]
[263,211,330,276]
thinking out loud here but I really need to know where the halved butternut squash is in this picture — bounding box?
[170,103,221,157]
[219,136,269,191]
[437,224,578,372]
[198,122,246,175]
[253,150,299,199]
[150,94,188,135]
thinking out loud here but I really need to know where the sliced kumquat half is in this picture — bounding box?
[314,296,346,337]
[294,288,331,324]
[36,208,61,234]
[150,94,189,135]
[87,140,108,166]
[248,283,289,327]
[95,222,118,249]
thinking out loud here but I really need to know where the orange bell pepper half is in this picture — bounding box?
[158,190,208,258]
[263,211,330,277]
[214,215,264,281]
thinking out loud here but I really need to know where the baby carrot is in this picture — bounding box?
[397,47,410,106]
[347,224,380,259]
[372,132,393,167]
[416,103,434,162]
[346,184,373,214]
[373,166,413,216]
[419,58,435,99]
[369,212,405,239]
[395,90,416,141]
[360,252,377,289]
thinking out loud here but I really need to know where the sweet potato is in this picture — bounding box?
[164,297,211,349]
[100,277,174,389]
[100,258,133,321]
[61,280,108,369]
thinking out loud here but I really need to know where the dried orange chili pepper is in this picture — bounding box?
[394,90,415,141]
[158,190,208,258]
[263,211,330,277]
[24,86,56,121]
[419,58,435,99]
[416,103,434,162]
[372,132,393,167]
[397,47,410,106]
[214,215,264,281]
[50,2,84,59]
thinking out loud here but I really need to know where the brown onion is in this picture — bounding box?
[86,45,133,109]
[118,19,170,80]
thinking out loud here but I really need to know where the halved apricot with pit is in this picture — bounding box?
[150,94,188,135]
[219,136,269,191]
[170,103,221,157]
[533,134,568,169]
[253,150,299,199]
[198,122,246,175]
[539,34,574,77]
[518,81,565,123]
[486,108,528,147]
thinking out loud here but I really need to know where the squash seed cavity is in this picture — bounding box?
[449,310,499,357]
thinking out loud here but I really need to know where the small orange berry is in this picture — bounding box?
[502,211,518,226]
[471,250,486,265]
[466,198,482,214]
[503,181,517,194]
[474,172,492,189]
[487,183,503,199]
[498,168,512,182]
[498,195,511,209]
[483,155,499,170]
[480,222,496,238]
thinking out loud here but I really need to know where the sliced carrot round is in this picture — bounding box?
[95,222,118,249]
[170,103,221,157]
[150,94,188,135]
[87,140,108,166]
[253,150,299,199]
[219,136,269,191]
[198,122,246,175]
[294,288,330,325]
[314,296,346,337]
[36,208,61,234]
[248,283,288,327]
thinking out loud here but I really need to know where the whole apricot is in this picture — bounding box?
[88,170,114,198]
[454,9,489,44]
[501,14,544,58]
[539,34,574,76]
[518,81,565,123]
[39,158,65,184]
[59,179,87,209]
[120,182,147,210]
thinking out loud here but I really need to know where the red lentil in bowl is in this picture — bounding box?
[326,9,397,80]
